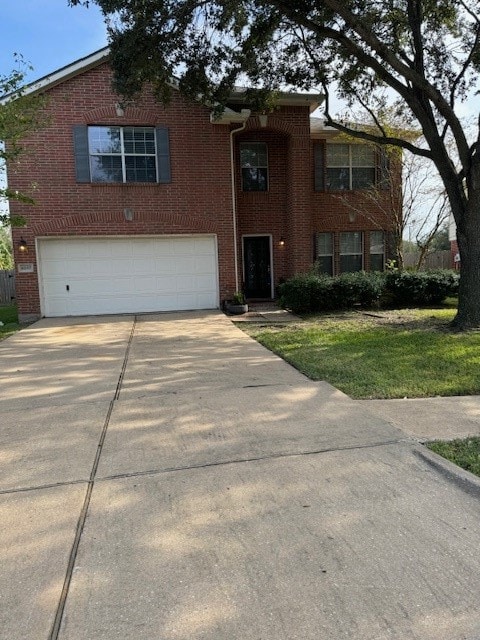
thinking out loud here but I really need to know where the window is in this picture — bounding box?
[319,144,376,191]
[316,232,334,275]
[370,231,385,271]
[88,126,157,183]
[73,125,171,184]
[340,232,363,272]
[240,142,268,191]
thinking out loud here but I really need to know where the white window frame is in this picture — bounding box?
[88,126,158,183]
[339,231,364,272]
[326,144,376,191]
[240,142,269,191]
[370,231,385,270]
[316,232,334,276]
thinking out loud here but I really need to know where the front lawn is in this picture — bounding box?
[242,307,480,399]
[427,437,480,478]
[0,304,20,340]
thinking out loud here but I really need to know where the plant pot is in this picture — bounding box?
[226,302,249,315]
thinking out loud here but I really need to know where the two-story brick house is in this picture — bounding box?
[7,48,396,322]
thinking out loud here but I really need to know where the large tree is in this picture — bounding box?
[71,0,480,329]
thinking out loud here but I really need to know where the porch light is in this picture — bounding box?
[18,238,28,253]
[279,237,286,247]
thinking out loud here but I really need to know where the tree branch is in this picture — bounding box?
[322,112,433,158]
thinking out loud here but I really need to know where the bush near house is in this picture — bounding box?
[279,269,459,314]
[384,270,459,307]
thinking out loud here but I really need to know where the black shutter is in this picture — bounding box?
[73,126,90,183]
[155,126,171,183]
[314,143,325,191]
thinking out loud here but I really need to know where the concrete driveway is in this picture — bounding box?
[2,311,480,640]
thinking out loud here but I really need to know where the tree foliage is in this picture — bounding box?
[71,0,480,328]
[0,57,46,226]
[0,226,13,270]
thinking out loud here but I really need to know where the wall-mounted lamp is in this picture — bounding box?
[258,114,268,128]
[18,238,28,253]
[279,236,286,247]
[115,102,125,117]
[124,207,134,221]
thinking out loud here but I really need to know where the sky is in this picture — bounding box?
[0,0,477,228]
[1,0,108,215]
[1,0,108,83]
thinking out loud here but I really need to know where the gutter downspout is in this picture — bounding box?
[230,112,250,292]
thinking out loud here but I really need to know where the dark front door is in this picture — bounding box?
[243,236,272,298]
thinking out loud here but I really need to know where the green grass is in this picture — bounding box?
[427,437,480,478]
[0,304,20,340]
[242,307,480,399]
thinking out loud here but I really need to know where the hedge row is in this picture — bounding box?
[278,270,459,314]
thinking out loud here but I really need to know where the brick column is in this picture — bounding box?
[286,133,314,276]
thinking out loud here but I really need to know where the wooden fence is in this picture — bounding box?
[403,250,452,270]
[0,270,16,304]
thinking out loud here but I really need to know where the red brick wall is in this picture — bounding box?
[9,63,236,317]
[9,61,397,317]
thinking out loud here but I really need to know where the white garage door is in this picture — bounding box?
[38,236,219,317]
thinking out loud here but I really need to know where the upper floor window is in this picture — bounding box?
[327,144,376,190]
[88,127,157,183]
[73,125,171,184]
[240,142,268,191]
[314,143,383,191]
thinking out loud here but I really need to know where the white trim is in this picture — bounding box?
[1,48,110,103]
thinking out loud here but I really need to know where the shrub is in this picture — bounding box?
[423,270,459,304]
[385,269,459,307]
[333,271,385,309]
[279,271,385,313]
[278,273,340,313]
[279,269,458,314]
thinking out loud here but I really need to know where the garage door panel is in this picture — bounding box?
[39,237,218,317]
[154,256,176,273]
[196,274,217,290]
[193,236,215,252]
[42,280,69,297]
[176,257,195,274]
[132,258,156,275]
[155,276,177,293]
[172,238,196,255]
[176,275,195,291]
[197,292,218,308]
[195,255,216,272]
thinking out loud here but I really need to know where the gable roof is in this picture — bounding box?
[7,48,110,101]
[3,47,322,113]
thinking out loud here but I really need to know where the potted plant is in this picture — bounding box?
[226,291,249,315]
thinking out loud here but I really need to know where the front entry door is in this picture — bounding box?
[243,236,272,298]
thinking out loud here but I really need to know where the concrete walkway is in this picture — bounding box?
[2,311,480,640]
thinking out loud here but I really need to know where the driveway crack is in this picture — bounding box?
[48,316,137,640]
[96,437,409,483]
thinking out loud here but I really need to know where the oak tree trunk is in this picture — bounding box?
[451,161,480,330]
